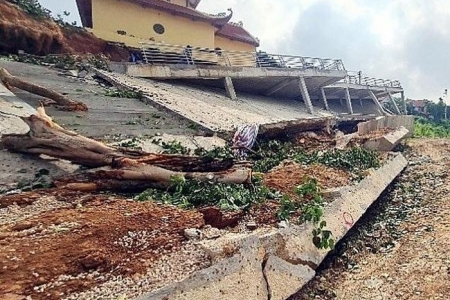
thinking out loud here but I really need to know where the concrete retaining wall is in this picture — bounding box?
[136,153,408,300]
[357,115,414,136]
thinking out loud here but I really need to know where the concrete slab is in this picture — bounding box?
[137,236,268,300]
[363,126,409,151]
[264,255,315,300]
[0,82,77,192]
[0,59,199,140]
[95,70,335,135]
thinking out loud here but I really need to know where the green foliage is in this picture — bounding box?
[105,89,143,99]
[298,147,381,172]
[250,140,294,173]
[414,118,450,138]
[9,0,51,19]
[312,221,335,250]
[276,195,297,221]
[193,146,234,159]
[250,140,380,173]
[135,174,278,210]
[118,137,141,149]
[152,139,191,155]
[275,177,335,250]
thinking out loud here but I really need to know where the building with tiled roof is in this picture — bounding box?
[76,0,259,51]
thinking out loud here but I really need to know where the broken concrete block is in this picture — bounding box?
[363,126,409,151]
[138,236,268,300]
[264,255,315,300]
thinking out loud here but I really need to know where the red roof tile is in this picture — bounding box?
[76,0,232,28]
[216,23,259,47]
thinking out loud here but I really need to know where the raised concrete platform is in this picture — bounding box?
[137,153,408,300]
[95,69,339,136]
[110,63,347,102]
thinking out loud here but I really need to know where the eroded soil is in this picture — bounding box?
[0,193,204,299]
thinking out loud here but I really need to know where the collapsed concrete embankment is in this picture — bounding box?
[137,154,408,300]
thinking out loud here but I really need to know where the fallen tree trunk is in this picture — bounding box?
[0,68,88,111]
[1,108,252,191]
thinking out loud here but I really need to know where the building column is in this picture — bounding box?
[368,90,387,116]
[401,91,407,114]
[387,92,401,115]
[320,87,330,111]
[345,87,354,115]
[299,76,314,114]
[224,77,237,100]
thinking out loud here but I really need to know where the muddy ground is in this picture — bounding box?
[292,138,450,300]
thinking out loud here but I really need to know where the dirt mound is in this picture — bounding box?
[264,161,351,197]
[0,193,204,299]
[0,1,128,60]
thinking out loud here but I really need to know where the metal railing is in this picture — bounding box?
[343,71,402,88]
[139,42,346,71]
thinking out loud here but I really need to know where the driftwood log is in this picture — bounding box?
[0,68,88,111]
[1,108,252,192]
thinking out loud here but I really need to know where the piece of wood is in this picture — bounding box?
[1,108,252,192]
[0,68,88,111]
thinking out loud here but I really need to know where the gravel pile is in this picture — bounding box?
[64,242,211,300]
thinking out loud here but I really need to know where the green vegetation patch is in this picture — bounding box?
[414,118,450,138]
[135,174,279,210]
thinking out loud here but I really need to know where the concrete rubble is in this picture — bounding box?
[137,154,408,300]
[363,126,410,151]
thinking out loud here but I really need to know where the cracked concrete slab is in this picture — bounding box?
[137,236,268,300]
[94,70,334,135]
[264,255,315,300]
[363,126,409,151]
[136,154,408,300]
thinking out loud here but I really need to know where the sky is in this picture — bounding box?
[39,0,450,101]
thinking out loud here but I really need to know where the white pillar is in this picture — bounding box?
[345,87,354,115]
[387,92,401,115]
[224,77,237,100]
[299,76,314,114]
[320,87,330,111]
[368,90,387,116]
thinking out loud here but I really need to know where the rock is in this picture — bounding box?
[246,221,257,230]
[277,220,289,228]
[184,228,202,240]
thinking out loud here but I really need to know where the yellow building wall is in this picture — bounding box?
[214,35,257,52]
[91,0,215,48]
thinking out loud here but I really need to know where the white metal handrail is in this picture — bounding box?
[139,42,346,71]
[341,71,402,88]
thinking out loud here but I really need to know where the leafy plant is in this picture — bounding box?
[119,137,141,148]
[276,177,335,250]
[9,0,51,19]
[135,174,278,210]
[312,221,335,250]
[152,139,191,155]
